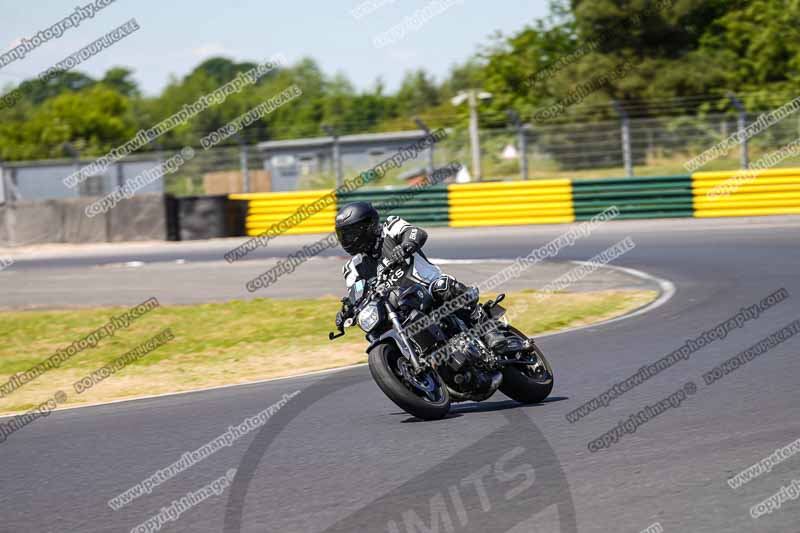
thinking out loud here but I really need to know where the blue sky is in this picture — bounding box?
[0,0,549,95]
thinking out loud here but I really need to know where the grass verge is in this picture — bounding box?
[0,289,656,415]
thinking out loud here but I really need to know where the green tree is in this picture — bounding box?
[1,0,799,164]
[101,67,140,97]
[396,69,440,116]
[694,0,800,106]
[0,85,137,160]
[16,71,96,106]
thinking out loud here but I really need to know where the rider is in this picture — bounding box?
[333,201,505,349]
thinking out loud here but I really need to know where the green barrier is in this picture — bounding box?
[338,184,449,226]
[238,166,800,233]
[331,174,694,232]
[224,173,705,237]
[574,197,692,208]
[572,190,690,200]
[572,175,692,185]
[572,183,691,194]
[575,211,693,221]
[571,175,693,221]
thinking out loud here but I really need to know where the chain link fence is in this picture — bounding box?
[427,112,800,182]
[5,110,800,201]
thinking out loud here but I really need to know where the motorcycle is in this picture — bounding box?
[329,257,554,420]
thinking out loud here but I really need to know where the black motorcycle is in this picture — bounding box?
[329,258,554,420]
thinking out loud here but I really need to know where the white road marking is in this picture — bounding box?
[535,262,675,338]
[0,262,676,418]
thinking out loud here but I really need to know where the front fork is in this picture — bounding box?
[385,301,424,372]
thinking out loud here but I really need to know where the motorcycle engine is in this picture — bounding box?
[444,332,482,371]
[438,332,500,396]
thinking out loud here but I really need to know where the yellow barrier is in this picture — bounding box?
[448,180,574,227]
[692,168,800,218]
[230,190,335,236]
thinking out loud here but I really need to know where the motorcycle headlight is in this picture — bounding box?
[358,304,380,332]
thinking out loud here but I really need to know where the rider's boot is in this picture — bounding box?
[470,304,527,355]
[469,304,507,351]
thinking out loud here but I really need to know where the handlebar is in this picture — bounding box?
[329,269,400,341]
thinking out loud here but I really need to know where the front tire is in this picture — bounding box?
[368,343,450,420]
[499,344,554,404]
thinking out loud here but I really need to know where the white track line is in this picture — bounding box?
[0,261,675,419]
[430,258,511,265]
[536,261,675,338]
[0,364,367,419]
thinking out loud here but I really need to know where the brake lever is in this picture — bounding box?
[329,314,357,340]
[484,293,506,311]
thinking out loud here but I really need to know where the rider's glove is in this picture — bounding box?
[386,243,413,269]
[389,245,405,262]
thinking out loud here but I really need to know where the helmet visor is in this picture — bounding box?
[335,222,374,254]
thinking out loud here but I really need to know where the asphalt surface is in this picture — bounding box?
[0,256,654,308]
[2,216,800,532]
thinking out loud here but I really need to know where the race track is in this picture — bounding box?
[2,216,800,532]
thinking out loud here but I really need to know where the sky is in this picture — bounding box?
[0,0,549,96]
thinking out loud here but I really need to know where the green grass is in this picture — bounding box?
[0,289,656,414]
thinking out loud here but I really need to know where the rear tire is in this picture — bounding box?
[368,343,450,420]
[499,344,554,404]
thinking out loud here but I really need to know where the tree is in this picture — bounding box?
[439,58,487,100]
[191,57,257,85]
[396,70,440,116]
[0,85,137,160]
[16,71,96,106]
[695,0,800,105]
[101,67,140,97]
[479,20,578,119]
[0,0,798,163]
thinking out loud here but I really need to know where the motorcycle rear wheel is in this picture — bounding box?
[499,343,554,404]
[368,343,451,420]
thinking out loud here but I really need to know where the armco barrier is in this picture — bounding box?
[692,168,800,218]
[338,185,449,227]
[225,168,800,237]
[230,190,336,236]
[572,175,693,221]
[447,179,574,227]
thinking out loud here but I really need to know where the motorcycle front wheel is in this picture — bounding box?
[368,342,450,420]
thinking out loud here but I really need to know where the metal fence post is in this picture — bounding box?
[728,93,749,169]
[507,110,529,180]
[62,142,82,194]
[613,101,633,177]
[468,91,482,180]
[452,90,491,181]
[414,117,435,175]
[241,142,250,193]
[322,125,343,187]
[0,160,5,205]
[520,125,529,181]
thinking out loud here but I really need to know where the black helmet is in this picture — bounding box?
[335,201,380,255]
